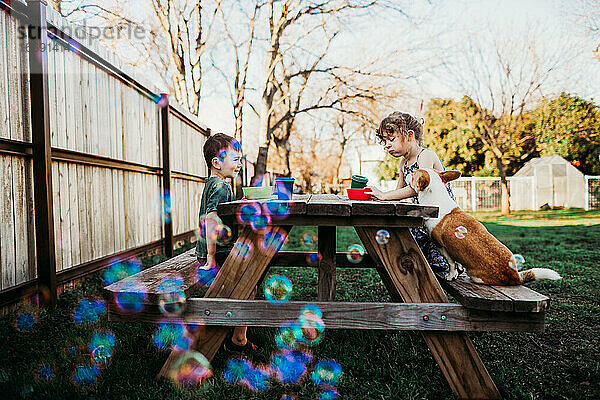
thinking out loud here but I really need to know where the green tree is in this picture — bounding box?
[423,97,536,176]
[530,92,600,174]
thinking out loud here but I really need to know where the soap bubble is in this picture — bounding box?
[197,266,219,286]
[375,229,390,245]
[73,298,106,324]
[300,232,316,246]
[158,290,187,316]
[198,214,224,243]
[223,357,270,391]
[103,259,142,285]
[15,311,36,332]
[300,304,323,319]
[223,358,253,384]
[115,281,147,313]
[298,312,325,346]
[168,351,212,388]
[270,349,313,384]
[346,244,364,263]
[91,345,112,368]
[216,225,233,245]
[275,321,301,349]
[265,200,291,219]
[250,213,270,232]
[454,225,468,239]
[259,226,288,253]
[153,320,186,350]
[307,253,322,266]
[320,389,339,400]
[237,203,261,224]
[72,365,100,386]
[509,254,526,270]
[311,360,342,387]
[35,364,55,380]
[265,275,293,305]
[232,239,253,260]
[88,332,116,354]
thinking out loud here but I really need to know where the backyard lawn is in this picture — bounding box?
[1,209,599,399]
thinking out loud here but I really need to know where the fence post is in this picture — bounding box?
[28,0,57,306]
[585,176,589,211]
[160,95,173,258]
[470,178,477,212]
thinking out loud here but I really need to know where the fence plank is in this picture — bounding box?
[63,49,75,151]
[118,170,126,251]
[54,39,66,149]
[67,162,81,267]
[58,162,72,270]
[77,158,90,264]
[51,161,62,271]
[25,160,36,280]
[47,39,57,145]
[0,14,9,140]
[6,12,23,142]
[0,155,16,289]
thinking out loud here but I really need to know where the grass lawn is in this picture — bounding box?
[1,209,599,399]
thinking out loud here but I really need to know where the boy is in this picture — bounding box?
[195,132,257,352]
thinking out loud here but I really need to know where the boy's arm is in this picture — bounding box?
[204,211,219,267]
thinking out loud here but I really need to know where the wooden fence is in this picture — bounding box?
[0,0,252,308]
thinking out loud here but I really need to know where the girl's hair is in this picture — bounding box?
[376,112,424,145]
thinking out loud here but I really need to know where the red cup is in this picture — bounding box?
[347,188,372,200]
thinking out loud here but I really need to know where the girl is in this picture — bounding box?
[367,111,456,274]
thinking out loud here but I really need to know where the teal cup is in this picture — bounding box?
[351,175,368,189]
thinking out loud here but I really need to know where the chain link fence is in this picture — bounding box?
[585,176,600,210]
[379,175,599,211]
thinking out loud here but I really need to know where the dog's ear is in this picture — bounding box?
[438,170,461,183]
[414,169,431,192]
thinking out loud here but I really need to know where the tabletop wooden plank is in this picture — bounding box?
[306,193,351,216]
[217,198,307,216]
[395,202,439,218]
[350,200,396,216]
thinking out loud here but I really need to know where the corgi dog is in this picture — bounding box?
[409,168,562,285]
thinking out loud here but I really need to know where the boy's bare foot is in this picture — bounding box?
[197,265,218,286]
[224,339,258,353]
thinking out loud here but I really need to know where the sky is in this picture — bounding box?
[59,0,600,165]
[193,0,600,159]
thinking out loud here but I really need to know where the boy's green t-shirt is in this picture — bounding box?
[195,176,238,260]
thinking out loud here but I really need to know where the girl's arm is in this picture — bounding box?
[368,150,442,201]
[368,158,417,200]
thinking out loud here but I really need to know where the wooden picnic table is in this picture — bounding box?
[105,193,550,399]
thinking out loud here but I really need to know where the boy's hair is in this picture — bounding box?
[376,112,424,145]
[203,132,240,169]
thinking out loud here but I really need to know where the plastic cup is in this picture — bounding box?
[351,175,368,189]
[274,178,295,200]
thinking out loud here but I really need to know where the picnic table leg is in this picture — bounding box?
[355,226,501,400]
[158,225,290,378]
[317,226,336,301]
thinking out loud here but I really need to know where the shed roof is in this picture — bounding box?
[513,155,583,177]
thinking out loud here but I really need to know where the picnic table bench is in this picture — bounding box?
[104,194,550,399]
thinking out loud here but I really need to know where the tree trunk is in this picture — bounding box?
[495,157,511,215]
[253,146,269,186]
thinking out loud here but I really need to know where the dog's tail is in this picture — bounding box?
[519,268,562,283]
